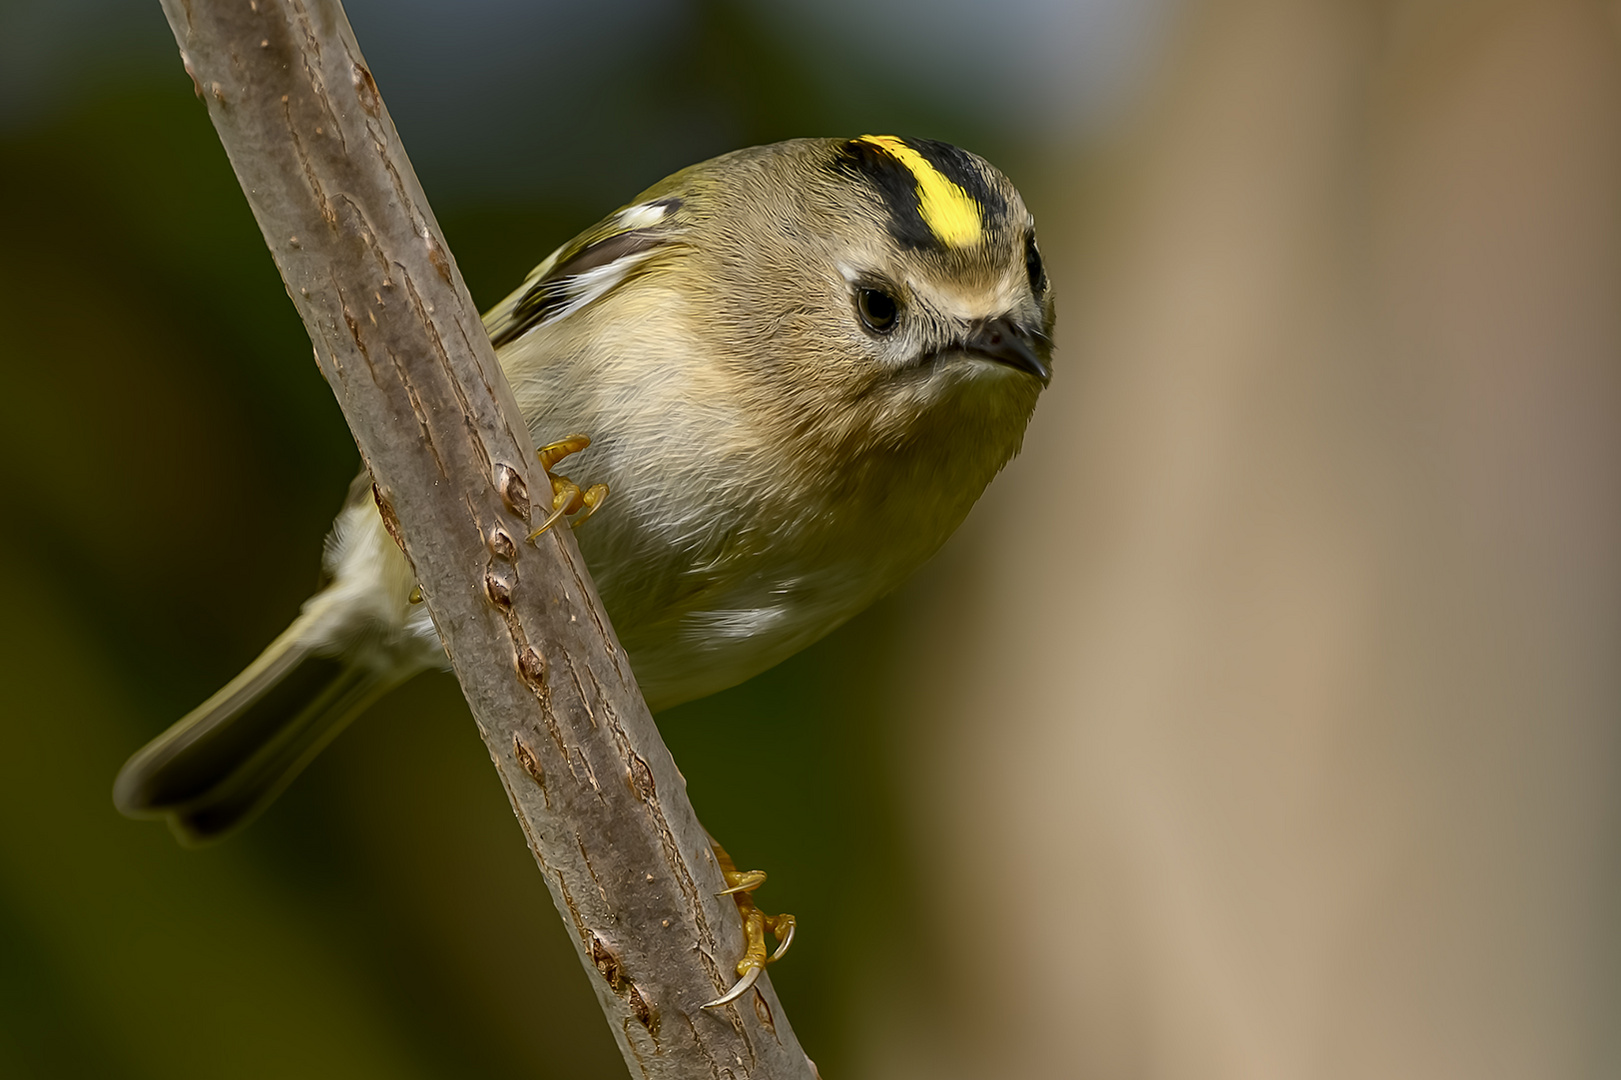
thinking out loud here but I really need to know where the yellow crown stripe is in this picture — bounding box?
[859,135,984,249]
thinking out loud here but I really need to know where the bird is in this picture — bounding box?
[115,132,1052,863]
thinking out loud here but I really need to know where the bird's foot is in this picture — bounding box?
[702,842,796,1009]
[527,434,608,540]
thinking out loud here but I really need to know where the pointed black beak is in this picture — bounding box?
[965,317,1051,385]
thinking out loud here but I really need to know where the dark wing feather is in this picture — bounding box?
[485,196,685,348]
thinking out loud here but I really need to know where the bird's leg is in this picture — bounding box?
[527,434,609,541]
[702,842,796,1009]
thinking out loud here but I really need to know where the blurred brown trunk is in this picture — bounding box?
[872,1,1621,1077]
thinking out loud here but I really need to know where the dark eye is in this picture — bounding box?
[1025,232,1047,296]
[856,287,899,334]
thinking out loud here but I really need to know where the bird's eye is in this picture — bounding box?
[856,287,899,334]
[1024,232,1047,296]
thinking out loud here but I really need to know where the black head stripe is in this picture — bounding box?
[903,138,1006,223]
[831,136,1006,250]
[833,138,936,249]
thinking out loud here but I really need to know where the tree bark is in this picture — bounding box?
[153,2,815,1077]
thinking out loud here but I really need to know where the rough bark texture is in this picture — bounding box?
[154,2,815,1077]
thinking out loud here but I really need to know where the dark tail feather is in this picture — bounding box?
[114,623,405,844]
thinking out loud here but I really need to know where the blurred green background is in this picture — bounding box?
[0,1,1160,1076]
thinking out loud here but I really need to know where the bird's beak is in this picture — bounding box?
[964,317,1051,385]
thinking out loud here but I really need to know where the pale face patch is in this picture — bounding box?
[916,273,1030,323]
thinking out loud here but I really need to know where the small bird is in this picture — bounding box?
[115,135,1053,847]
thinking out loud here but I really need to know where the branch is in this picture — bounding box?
[154,2,816,1076]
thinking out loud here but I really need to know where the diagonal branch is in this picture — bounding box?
[153,2,816,1076]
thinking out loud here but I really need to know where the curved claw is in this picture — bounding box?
[767,915,795,963]
[571,483,608,529]
[526,500,571,542]
[701,963,762,1010]
[527,436,608,539]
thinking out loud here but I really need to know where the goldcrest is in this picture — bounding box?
[115,135,1055,842]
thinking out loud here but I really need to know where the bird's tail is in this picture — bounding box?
[113,615,409,845]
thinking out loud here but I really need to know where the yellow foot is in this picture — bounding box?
[526,434,609,541]
[702,842,796,1009]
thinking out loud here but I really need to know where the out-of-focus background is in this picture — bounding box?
[3,1,1619,1077]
